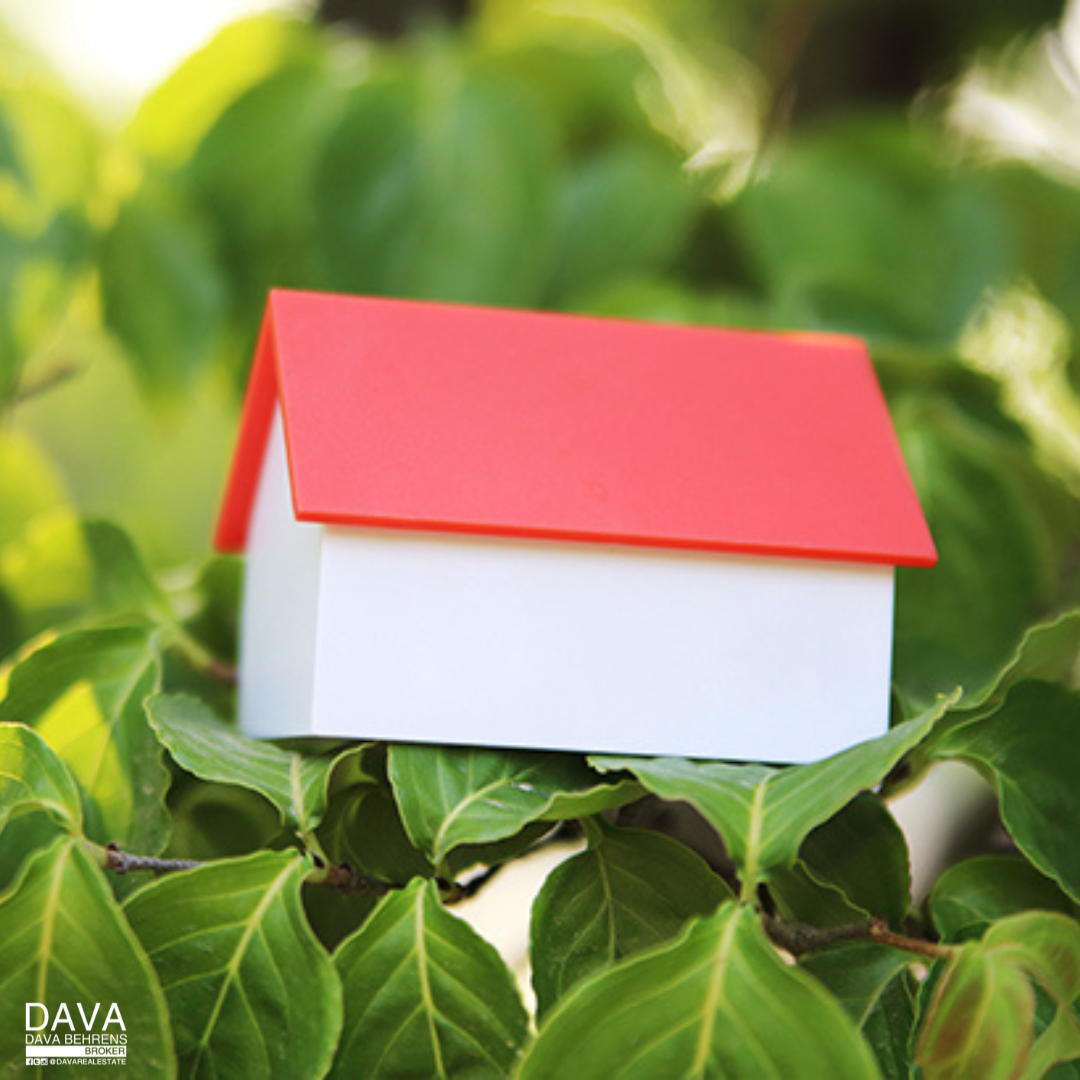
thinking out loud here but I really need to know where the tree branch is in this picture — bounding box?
[763,914,953,961]
[105,844,202,875]
[101,826,581,910]
[103,843,397,898]
[868,919,954,961]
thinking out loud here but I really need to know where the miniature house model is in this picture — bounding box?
[216,289,935,763]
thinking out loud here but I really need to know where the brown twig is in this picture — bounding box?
[764,914,953,961]
[868,919,953,960]
[105,843,202,875]
[104,843,396,898]
[102,833,561,910]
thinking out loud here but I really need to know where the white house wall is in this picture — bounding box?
[310,525,896,763]
[239,410,323,738]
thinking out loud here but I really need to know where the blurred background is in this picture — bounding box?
[2,0,1080,922]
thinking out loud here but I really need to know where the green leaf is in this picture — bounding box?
[180,556,241,667]
[0,837,174,1078]
[906,609,1080,768]
[1,511,93,634]
[0,80,98,214]
[543,143,698,304]
[958,282,1080,495]
[892,396,1080,706]
[800,794,911,926]
[593,693,956,894]
[519,902,879,1078]
[769,859,867,928]
[0,626,169,853]
[81,519,177,626]
[917,911,1080,1079]
[991,168,1080,333]
[772,792,911,929]
[965,609,1080,709]
[932,681,1080,903]
[930,855,1078,943]
[98,183,227,397]
[0,429,68,549]
[543,780,646,821]
[0,101,26,184]
[331,878,528,1079]
[163,556,241,716]
[0,581,20,660]
[1,515,181,645]
[0,717,77,886]
[312,55,557,307]
[146,693,347,837]
[803,945,917,1080]
[530,823,731,1017]
[124,849,340,1078]
[916,947,1035,1080]
[320,783,433,884]
[444,822,554,877]
[127,14,321,165]
[474,26,659,147]
[729,119,1016,348]
[985,912,1080,1079]
[0,82,97,402]
[302,878,379,956]
[0,721,82,832]
[164,776,286,862]
[388,743,642,867]
[982,911,1080,1010]
[862,967,919,1080]
[1026,1003,1080,1080]
[0,213,93,404]
[183,63,336,355]
[0,809,67,892]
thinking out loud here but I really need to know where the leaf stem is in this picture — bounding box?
[738,784,767,903]
[170,628,238,685]
[763,914,954,961]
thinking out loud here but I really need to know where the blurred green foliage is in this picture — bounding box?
[2,1,1080,1075]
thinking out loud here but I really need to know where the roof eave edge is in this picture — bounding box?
[299,508,938,568]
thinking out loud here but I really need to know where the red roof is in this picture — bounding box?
[215,290,936,567]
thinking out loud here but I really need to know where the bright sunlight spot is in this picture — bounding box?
[948,0,1080,183]
[0,0,306,116]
